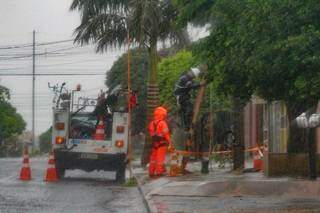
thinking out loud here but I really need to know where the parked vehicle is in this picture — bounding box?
[50,83,129,183]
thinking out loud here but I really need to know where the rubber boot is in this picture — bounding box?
[201,160,209,174]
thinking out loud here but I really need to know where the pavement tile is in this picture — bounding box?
[134,162,320,213]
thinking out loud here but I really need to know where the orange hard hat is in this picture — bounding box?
[153,106,167,119]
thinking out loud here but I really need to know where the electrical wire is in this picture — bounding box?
[0,73,106,76]
[0,39,74,50]
[0,46,80,60]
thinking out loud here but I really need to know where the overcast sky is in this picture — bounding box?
[0,0,124,135]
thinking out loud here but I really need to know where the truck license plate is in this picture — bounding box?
[80,153,98,159]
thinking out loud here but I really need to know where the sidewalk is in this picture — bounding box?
[134,162,320,213]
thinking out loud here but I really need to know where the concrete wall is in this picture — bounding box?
[244,102,264,148]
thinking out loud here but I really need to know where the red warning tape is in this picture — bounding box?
[172,146,264,157]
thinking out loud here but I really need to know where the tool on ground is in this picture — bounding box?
[19,145,31,181]
[44,151,58,182]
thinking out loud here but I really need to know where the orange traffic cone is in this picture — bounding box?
[253,148,263,171]
[44,151,58,182]
[19,146,31,181]
[93,118,105,140]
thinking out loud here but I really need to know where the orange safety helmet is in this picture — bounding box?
[153,106,167,120]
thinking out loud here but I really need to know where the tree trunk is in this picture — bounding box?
[286,103,308,153]
[141,40,159,167]
[232,97,245,172]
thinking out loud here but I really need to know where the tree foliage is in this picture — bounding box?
[0,134,23,157]
[173,0,215,27]
[158,50,196,113]
[39,127,52,153]
[70,0,187,84]
[0,85,26,156]
[0,85,9,102]
[106,49,149,134]
[158,49,232,120]
[0,100,26,140]
[70,0,184,50]
[175,0,320,152]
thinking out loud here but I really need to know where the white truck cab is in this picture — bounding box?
[51,85,129,183]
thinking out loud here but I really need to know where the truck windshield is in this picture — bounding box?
[70,113,112,140]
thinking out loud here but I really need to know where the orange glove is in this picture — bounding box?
[168,143,175,153]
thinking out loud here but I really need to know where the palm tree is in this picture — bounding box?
[70,0,187,165]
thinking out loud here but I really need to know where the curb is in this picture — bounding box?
[134,175,152,213]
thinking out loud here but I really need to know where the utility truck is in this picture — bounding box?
[49,83,129,183]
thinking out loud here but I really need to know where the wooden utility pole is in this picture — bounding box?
[181,80,206,171]
[127,31,133,178]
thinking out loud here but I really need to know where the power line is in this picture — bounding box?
[0,39,74,50]
[36,57,118,67]
[0,46,80,60]
[0,68,107,72]
[0,50,98,60]
[10,92,54,95]
[0,50,118,62]
[0,73,106,76]
[0,44,91,56]
[0,43,33,50]
[36,39,74,47]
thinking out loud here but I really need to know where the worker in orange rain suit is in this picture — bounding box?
[148,106,174,177]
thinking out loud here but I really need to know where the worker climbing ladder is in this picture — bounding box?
[180,79,206,173]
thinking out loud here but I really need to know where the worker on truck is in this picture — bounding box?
[174,67,204,131]
[148,106,173,177]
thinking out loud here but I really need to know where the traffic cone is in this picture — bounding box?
[19,146,31,181]
[44,151,58,182]
[253,148,263,171]
[93,118,105,140]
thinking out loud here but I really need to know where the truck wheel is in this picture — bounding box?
[56,167,65,178]
[116,164,126,183]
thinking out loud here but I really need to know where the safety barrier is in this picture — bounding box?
[169,146,264,177]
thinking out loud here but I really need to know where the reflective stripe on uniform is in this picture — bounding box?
[161,128,169,134]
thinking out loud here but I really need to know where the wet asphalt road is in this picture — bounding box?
[0,157,148,213]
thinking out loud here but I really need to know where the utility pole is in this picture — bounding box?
[32,30,35,145]
[127,31,133,179]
